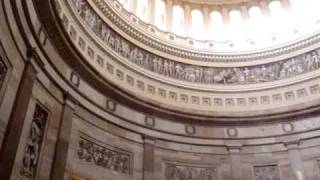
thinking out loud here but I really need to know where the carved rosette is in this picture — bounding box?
[20,104,48,179]
[77,137,132,175]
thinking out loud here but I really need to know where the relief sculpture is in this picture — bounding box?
[77,137,132,175]
[20,104,48,179]
[165,163,217,180]
[70,0,320,85]
[254,165,280,180]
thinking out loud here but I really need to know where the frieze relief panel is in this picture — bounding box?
[20,104,49,179]
[68,0,320,86]
[165,162,217,180]
[253,165,280,180]
[77,136,132,175]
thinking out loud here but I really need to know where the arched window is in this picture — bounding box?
[155,0,166,30]
[209,11,224,41]
[191,9,204,39]
[137,0,148,21]
[172,5,185,36]
[119,0,131,11]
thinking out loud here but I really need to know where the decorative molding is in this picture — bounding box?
[20,104,49,179]
[77,136,132,175]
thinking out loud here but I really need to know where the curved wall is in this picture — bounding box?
[0,0,320,180]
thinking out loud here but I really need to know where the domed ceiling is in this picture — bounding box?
[117,0,320,52]
[49,0,320,123]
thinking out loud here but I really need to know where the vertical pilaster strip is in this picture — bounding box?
[166,0,173,32]
[203,6,210,30]
[183,3,192,36]
[148,0,156,25]
[143,136,156,180]
[280,0,291,9]
[50,92,78,180]
[260,0,271,16]
[0,49,39,180]
[130,0,137,14]
[285,141,306,180]
[227,145,243,180]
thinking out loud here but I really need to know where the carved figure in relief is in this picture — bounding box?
[121,40,130,58]
[20,105,47,179]
[77,138,131,175]
[101,24,111,43]
[163,60,169,76]
[175,64,184,80]
[115,37,122,54]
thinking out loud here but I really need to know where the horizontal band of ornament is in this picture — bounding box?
[77,136,132,175]
[89,0,320,62]
[69,0,320,86]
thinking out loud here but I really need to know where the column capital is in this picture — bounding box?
[63,91,79,109]
[226,143,242,154]
[143,135,157,145]
[26,47,45,69]
[283,139,301,150]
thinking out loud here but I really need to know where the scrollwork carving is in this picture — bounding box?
[20,104,48,179]
[70,0,320,86]
[77,137,132,175]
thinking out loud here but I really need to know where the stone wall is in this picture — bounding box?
[2,0,320,180]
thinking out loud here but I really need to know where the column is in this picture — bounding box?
[183,3,192,36]
[166,0,173,32]
[130,0,137,14]
[143,136,156,180]
[260,0,271,16]
[0,48,40,180]
[240,6,249,20]
[50,92,78,180]
[221,7,230,24]
[284,141,306,180]
[203,6,210,30]
[280,0,291,9]
[148,0,156,25]
[227,144,243,180]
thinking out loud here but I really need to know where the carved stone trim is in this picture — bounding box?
[77,136,133,175]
